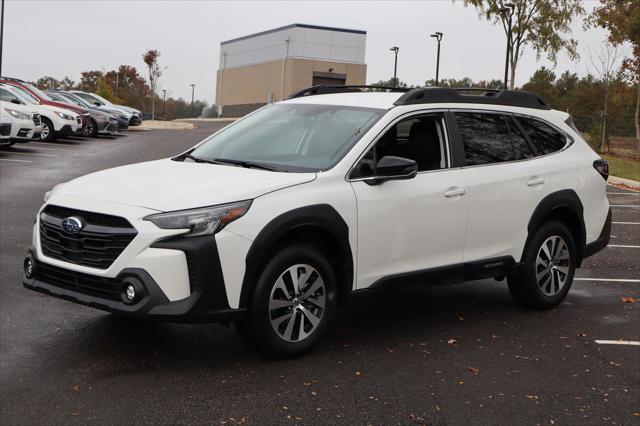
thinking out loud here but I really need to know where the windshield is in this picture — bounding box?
[190,103,384,172]
[3,85,40,105]
[74,92,103,106]
[25,83,54,101]
[59,93,87,107]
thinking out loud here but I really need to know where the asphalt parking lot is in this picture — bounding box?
[1,123,638,425]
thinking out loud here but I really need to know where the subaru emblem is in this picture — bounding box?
[61,216,84,234]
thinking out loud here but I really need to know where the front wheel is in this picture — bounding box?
[40,117,55,142]
[239,244,337,358]
[508,221,576,309]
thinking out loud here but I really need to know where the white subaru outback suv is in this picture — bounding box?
[23,87,611,357]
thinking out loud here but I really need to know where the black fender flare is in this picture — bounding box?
[522,189,586,263]
[239,204,353,309]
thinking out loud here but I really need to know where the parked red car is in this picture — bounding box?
[0,77,90,136]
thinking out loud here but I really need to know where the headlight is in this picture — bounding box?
[54,111,75,121]
[144,200,252,237]
[4,108,30,120]
[44,191,52,202]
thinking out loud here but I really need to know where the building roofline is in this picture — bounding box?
[221,23,366,45]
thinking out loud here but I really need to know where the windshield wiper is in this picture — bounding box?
[212,158,284,172]
[181,153,219,164]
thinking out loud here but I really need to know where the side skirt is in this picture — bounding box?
[352,256,517,295]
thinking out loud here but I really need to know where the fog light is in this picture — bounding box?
[120,277,144,304]
[24,257,34,279]
[125,285,135,301]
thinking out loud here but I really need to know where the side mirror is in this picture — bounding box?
[94,102,101,106]
[11,99,21,105]
[367,156,418,185]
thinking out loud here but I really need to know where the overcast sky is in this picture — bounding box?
[1,0,633,103]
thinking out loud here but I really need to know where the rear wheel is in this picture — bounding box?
[508,221,576,309]
[40,117,55,142]
[239,244,337,358]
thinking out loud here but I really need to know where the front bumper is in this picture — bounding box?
[97,118,119,135]
[23,235,245,323]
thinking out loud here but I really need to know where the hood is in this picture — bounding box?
[39,104,80,117]
[54,158,316,212]
[43,99,87,114]
[114,104,140,115]
[0,100,38,116]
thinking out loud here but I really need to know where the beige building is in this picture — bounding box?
[215,24,367,117]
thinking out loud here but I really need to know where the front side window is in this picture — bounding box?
[517,117,568,155]
[189,103,384,172]
[351,113,449,179]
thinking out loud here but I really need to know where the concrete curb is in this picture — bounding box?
[180,118,239,123]
[609,175,640,190]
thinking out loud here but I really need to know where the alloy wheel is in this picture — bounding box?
[269,264,326,342]
[40,123,50,140]
[535,235,570,296]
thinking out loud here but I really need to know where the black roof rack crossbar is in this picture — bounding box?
[393,87,550,110]
[288,85,411,99]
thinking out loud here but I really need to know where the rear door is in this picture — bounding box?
[452,110,544,263]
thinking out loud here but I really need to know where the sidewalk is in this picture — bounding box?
[609,175,640,191]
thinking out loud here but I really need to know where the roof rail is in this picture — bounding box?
[393,87,550,110]
[288,85,411,99]
[0,76,26,83]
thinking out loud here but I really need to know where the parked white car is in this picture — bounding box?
[24,87,611,357]
[1,84,80,141]
[0,116,11,146]
[0,99,42,145]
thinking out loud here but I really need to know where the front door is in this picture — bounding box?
[349,112,469,289]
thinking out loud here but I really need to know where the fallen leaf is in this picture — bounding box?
[355,371,361,376]
[71,412,80,417]
[468,367,480,375]
[73,385,80,392]
[620,297,637,303]
[447,339,457,345]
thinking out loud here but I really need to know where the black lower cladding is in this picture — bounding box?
[23,235,245,323]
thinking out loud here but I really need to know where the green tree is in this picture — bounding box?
[464,0,584,89]
[79,70,105,93]
[370,78,410,89]
[35,76,61,90]
[522,67,558,107]
[589,0,640,144]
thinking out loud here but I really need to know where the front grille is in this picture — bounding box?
[39,205,137,269]
[36,262,122,301]
[32,113,41,126]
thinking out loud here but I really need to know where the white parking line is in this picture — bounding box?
[0,158,32,163]
[610,205,640,208]
[608,244,640,249]
[18,146,71,152]
[607,192,640,195]
[595,340,640,346]
[575,278,640,283]
[613,222,640,225]
[4,151,57,158]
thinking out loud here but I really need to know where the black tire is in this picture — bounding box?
[40,117,56,142]
[508,221,577,309]
[239,244,337,358]
[88,119,98,138]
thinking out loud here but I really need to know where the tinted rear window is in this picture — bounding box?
[455,112,514,166]
[517,117,567,155]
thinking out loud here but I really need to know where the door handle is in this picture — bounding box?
[444,188,466,197]
[527,177,545,187]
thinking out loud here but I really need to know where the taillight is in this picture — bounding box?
[593,159,609,181]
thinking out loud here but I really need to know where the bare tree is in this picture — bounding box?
[588,41,621,152]
[143,49,163,120]
[464,0,584,89]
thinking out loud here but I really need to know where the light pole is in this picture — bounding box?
[500,3,515,90]
[190,84,195,117]
[389,46,399,87]
[162,89,166,119]
[0,0,5,76]
[218,52,227,118]
[281,38,290,100]
[430,32,443,86]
